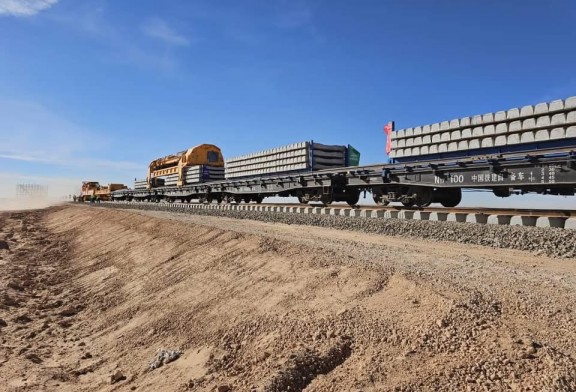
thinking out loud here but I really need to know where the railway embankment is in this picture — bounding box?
[1,205,575,391]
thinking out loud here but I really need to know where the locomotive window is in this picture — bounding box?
[207,151,219,162]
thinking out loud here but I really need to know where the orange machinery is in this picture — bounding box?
[77,181,127,202]
[146,144,224,188]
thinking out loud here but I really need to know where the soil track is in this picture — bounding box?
[1,205,575,391]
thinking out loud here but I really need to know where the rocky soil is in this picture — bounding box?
[1,205,575,391]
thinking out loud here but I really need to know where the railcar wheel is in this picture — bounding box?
[346,190,361,207]
[439,189,462,208]
[413,188,433,208]
[401,200,414,207]
[320,194,333,206]
[493,188,511,198]
[255,196,264,204]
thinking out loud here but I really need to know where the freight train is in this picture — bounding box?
[111,95,576,207]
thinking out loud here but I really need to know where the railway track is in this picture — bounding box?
[99,201,576,229]
[256,203,576,218]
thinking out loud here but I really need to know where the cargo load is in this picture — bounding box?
[136,165,225,189]
[134,179,149,190]
[389,96,576,162]
[183,165,225,184]
[225,141,360,179]
[77,181,127,201]
[146,144,224,188]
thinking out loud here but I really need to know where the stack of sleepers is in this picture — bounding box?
[225,141,349,179]
[160,174,178,187]
[183,165,225,184]
[390,96,576,160]
[312,143,350,169]
[134,179,148,190]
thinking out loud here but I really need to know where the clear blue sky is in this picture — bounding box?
[1,0,575,206]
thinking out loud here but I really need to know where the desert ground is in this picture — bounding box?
[1,205,575,391]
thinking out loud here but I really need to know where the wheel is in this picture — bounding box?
[413,187,433,208]
[439,189,462,207]
[401,200,414,207]
[493,188,511,198]
[320,194,333,206]
[297,196,309,204]
[346,190,361,207]
[234,196,242,204]
[255,196,264,204]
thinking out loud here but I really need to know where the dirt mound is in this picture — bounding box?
[0,205,575,391]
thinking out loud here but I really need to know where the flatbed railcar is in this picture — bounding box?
[110,148,576,207]
[111,95,576,207]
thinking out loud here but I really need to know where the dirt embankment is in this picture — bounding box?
[1,205,575,391]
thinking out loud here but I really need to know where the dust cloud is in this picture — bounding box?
[0,176,78,211]
[0,198,66,212]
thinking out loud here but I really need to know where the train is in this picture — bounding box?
[109,95,576,207]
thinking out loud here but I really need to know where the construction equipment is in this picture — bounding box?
[77,181,127,202]
[146,144,224,188]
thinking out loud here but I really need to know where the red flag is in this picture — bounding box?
[384,121,394,154]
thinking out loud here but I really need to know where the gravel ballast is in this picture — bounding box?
[96,203,576,258]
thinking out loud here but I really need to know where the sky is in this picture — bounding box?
[0,0,575,207]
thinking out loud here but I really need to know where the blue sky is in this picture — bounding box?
[1,0,575,206]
